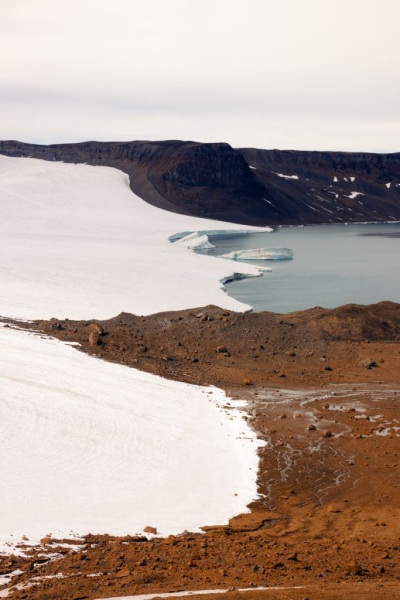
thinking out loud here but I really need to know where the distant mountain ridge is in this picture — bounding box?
[1,139,399,226]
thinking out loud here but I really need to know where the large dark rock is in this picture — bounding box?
[0,139,399,226]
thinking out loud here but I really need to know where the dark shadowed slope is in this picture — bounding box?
[1,139,399,225]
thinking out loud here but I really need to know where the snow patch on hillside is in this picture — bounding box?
[0,324,263,551]
[346,191,364,200]
[274,172,299,180]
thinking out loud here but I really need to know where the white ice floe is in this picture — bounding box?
[0,155,272,320]
[386,182,391,188]
[174,232,215,250]
[0,324,263,551]
[168,228,271,242]
[274,172,299,180]
[345,191,364,200]
[221,247,294,261]
[333,176,338,182]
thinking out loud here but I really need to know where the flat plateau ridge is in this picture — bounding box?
[3,301,400,600]
[1,139,400,225]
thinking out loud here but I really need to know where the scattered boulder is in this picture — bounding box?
[40,536,52,546]
[287,551,298,561]
[143,525,157,535]
[346,561,366,576]
[88,322,103,335]
[115,567,130,578]
[358,358,377,369]
[88,331,100,346]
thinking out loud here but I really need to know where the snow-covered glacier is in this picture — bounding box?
[0,155,269,319]
[221,247,294,261]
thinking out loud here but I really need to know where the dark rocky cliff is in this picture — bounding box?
[0,139,399,226]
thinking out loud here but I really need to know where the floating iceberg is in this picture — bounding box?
[221,247,294,261]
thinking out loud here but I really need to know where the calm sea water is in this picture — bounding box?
[200,223,400,313]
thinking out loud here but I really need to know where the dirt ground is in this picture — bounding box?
[1,301,400,600]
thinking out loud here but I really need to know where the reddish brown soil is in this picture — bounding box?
[1,301,400,600]
[27,301,400,389]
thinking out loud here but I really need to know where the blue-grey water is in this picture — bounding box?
[200,223,400,313]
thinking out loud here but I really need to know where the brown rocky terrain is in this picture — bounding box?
[1,301,400,599]
[23,300,400,389]
[1,139,400,225]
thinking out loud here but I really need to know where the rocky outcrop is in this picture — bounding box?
[0,139,399,226]
[285,300,400,341]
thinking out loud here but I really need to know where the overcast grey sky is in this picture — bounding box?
[1,0,399,151]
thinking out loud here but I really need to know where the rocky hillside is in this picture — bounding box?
[19,300,400,389]
[1,139,399,225]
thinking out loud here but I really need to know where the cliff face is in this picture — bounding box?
[238,147,400,225]
[0,139,399,226]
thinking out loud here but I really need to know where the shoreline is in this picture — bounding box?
[200,221,400,314]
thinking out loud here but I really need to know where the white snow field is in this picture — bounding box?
[0,323,262,550]
[0,155,268,552]
[0,155,270,320]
